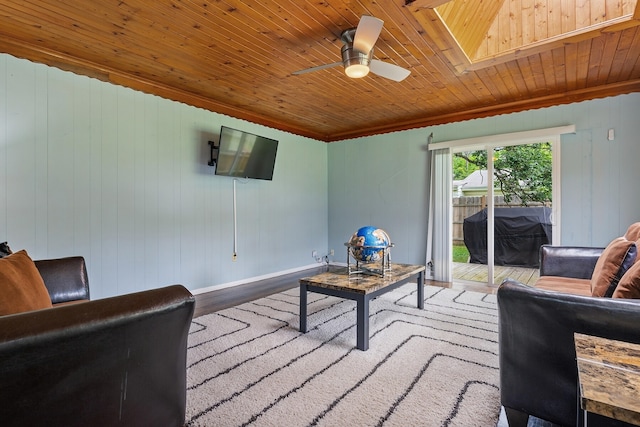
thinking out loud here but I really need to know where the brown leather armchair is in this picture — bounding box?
[0,256,195,427]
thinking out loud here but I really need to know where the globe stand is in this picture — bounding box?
[344,243,394,277]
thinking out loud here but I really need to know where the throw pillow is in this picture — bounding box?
[0,250,53,315]
[591,237,637,297]
[612,260,640,299]
[624,222,640,242]
[0,241,12,258]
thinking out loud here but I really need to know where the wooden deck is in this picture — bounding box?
[426,262,539,295]
[453,262,539,286]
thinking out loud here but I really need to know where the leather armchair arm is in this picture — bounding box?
[498,280,640,427]
[0,285,195,427]
[539,245,604,279]
[35,256,90,303]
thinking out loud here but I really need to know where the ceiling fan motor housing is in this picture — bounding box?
[341,38,373,78]
[339,27,372,78]
[341,44,373,67]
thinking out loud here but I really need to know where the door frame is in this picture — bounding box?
[427,125,574,283]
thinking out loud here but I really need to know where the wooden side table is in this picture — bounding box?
[574,333,640,426]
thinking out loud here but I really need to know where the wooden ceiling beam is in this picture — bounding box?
[406,0,452,9]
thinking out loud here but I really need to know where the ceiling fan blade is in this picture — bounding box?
[353,15,383,53]
[292,62,342,75]
[369,60,411,82]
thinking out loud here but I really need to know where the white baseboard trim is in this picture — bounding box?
[189,263,327,295]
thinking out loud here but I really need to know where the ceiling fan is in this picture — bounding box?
[292,16,411,82]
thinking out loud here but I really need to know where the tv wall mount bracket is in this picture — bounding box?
[208,140,219,167]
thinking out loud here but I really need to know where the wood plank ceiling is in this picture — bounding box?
[0,0,639,142]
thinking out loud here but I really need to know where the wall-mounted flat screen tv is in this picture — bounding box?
[215,126,279,181]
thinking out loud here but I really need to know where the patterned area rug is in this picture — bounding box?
[186,284,501,427]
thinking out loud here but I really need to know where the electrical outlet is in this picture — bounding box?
[312,250,318,258]
[329,249,334,256]
[232,253,237,261]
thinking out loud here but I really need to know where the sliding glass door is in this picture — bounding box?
[427,126,571,285]
[452,142,557,286]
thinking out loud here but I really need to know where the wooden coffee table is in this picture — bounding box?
[299,263,426,351]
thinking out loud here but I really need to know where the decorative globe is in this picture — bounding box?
[348,226,391,263]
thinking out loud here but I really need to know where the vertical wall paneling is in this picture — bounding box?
[327,132,430,266]
[99,81,119,297]
[0,53,329,298]
[141,94,158,293]
[34,66,49,253]
[328,93,640,263]
[560,128,593,244]
[6,58,38,248]
[71,75,93,265]
[590,97,619,242]
[0,55,6,240]
[116,86,136,295]
[88,79,103,297]
[47,70,74,254]
[3,52,639,296]
[618,95,640,227]
[132,90,147,293]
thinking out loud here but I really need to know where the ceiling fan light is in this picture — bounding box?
[341,44,372,79]
[345,64,369,78]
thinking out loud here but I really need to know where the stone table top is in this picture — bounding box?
[299,263,425,294]
[575,333,640,426]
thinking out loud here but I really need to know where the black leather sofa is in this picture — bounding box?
[498,244,640,427]
[0,256,195,427]
[35,255,91,303]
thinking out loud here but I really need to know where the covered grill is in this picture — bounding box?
[463,207,552,268]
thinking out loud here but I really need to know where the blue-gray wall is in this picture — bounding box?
[327,93,640,265]
[327,131,430,265]
[3,52,640,298]
[0,53,328,298]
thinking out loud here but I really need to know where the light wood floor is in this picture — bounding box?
[193,262,539,317]
[448,261,539,294]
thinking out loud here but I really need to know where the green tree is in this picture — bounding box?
[454,143,552,206]
[453,155,480,179]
